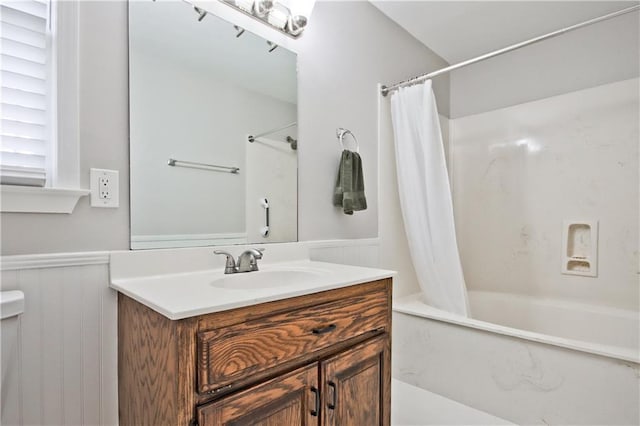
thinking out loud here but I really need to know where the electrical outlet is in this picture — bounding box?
[90,168,119,208]
[98,176,111,199]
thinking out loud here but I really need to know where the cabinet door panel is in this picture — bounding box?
[321,336,388,426]
[197,363,319,426]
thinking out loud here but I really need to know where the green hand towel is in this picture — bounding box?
[333,150,367,215]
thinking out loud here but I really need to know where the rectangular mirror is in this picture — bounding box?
[129,0,298,249]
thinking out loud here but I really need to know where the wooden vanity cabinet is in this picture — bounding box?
[118,278,392,426]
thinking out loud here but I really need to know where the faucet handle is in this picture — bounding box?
[214,250,237,274]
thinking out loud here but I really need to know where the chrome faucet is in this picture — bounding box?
[237,248,264,272]
[214,248,265,274]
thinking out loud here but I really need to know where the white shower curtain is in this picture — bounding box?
[390,80,469,316]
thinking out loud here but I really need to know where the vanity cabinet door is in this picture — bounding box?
[321,335,389,426]
[197,363,320,426]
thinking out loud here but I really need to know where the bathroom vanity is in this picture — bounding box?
[113,259,394,426]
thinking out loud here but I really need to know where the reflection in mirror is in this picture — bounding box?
[129,0,298,249]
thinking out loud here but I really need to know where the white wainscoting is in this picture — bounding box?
[0,239,379,426]
[0,252,117,426]
[308,238,381,268]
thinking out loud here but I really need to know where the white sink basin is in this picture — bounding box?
[210,267,328,290]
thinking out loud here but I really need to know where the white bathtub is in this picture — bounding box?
[393,290,640,425]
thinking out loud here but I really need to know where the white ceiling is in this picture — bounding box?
[370,1,640,64]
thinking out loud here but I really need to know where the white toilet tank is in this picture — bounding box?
[1,290,25,426]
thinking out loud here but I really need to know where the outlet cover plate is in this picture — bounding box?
[90,168,119,208]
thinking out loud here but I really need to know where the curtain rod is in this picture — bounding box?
[381,5,640,97]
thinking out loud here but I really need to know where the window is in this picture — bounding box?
[0,0,87,213]
[1,0,51,187]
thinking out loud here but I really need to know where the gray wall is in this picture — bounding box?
[296,1,449,242]
[450,10,639,118]
[0,0,449,255]
[1,2,131,255]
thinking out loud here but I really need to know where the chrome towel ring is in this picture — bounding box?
[336,128,359,153]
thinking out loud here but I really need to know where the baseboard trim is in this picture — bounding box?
[0,251,111,271]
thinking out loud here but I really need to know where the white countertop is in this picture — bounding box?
[110,260,395,320]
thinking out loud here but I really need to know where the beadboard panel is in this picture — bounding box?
[308,239,380,268]
[0,262,118,426]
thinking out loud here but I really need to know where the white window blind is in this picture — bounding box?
[0,0,50,187]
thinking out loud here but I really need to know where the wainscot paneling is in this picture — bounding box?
[1,252,117,426]
[308,238,381,268]
[0,239,379,426]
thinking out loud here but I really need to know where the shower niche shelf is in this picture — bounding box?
[562,220,598,277]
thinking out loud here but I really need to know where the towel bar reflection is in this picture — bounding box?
[337,128,359,153]
[167,158,240,174]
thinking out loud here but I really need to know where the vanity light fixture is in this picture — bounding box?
[220,0,316,38]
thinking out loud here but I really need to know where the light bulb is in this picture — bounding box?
[287,14,307,36]
[253,0,274,18]
[267,2,289,30]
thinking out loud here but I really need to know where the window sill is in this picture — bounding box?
[1,185,89,214]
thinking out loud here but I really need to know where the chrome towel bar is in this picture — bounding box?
[167,158,240,174]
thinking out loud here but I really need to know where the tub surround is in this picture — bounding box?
[450,78,639,310]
